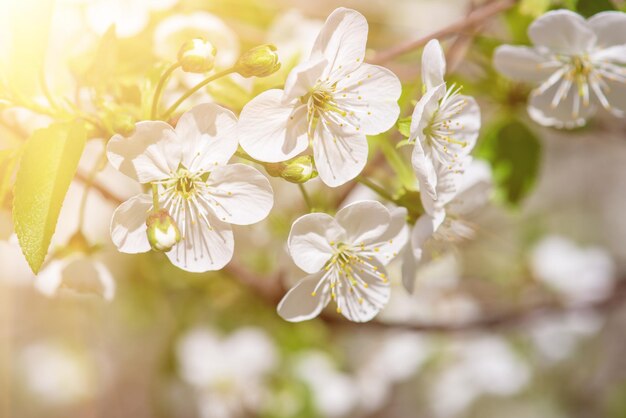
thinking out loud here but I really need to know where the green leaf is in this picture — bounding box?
[13,121,87,273]
[79,25,119,89]
[476,118,541,206]
[576,0,615,17]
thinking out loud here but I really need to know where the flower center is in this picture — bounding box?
[423,85,469,166]
[173,168,201,199]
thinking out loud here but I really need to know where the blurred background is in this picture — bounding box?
[1,0,626,417]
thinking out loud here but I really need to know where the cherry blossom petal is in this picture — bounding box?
[277,271,330,322]
[110,193,153,254]
[203,163,273,225]
[422,39,446,90]
[282,57,328,102]
[447,159,493,216]
[335,200,391,245]
[288,213,339,274]
[166,210,234,272]
[601,78,626,116]
[588,11,626,48]
[493,45,553,83]
[528,10,596,54]
[366,206,409,265]
[333,63,401,135]
[313,120,368,187]
[410,84,446,200]
[528,83,596,129]
[238,89,309,163]
[107,121,180,183]
[337,258,390,322]
[310,7,368,80]
[175,103,238,171]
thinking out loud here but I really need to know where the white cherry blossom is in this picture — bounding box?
[494,10,626,128]
[403,159,492,293]
[107,103,273,272]
[278,200,408,322]
[410,39,481,200]
[238,8,402,187]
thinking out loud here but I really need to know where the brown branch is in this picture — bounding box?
[369,0,518,65]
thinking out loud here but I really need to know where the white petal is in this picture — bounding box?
[528,10,596,54]
[410,212,444,260]
[110,194,152,254]
[175,103,238,170]
[493,45,553,83]
[410,84,446,200]
[588,11,626,47]
[335,200,391,245]
[310,7,368,80]
[35,259,67,296]
[203,163,273,225]
[447,159,493,216]
[313,120,368,187]
[166,211,234,272]
[333,63,401,135]
[602,77,626,115]
[592,45,626,65]
[288,213,339,274]
[528,83,596,129]
[367,206,409,265]
[107,121,180,183]
[422,39,446,90]
[92,261,116,301]
[283,57,328,102]
[337,258,390,322]
[238,89,309,163]
[277,271,330,322]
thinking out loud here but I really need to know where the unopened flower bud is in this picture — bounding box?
[265,155,317,183]
[146,209,181,252]
[178,38,216,73]
[235,44,281,78]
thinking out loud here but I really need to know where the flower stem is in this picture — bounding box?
[152,183,159,210]
[78,148,107,230]
[298,183,313,211]
[151,62,181,120]
[357,176,395,202]
[160,68,236,120]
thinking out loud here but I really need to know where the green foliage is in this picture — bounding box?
[576,0,615,17]
[12,121,87,273]
[397,116,411,138]
[78,25,119,89]
[476,118,541,206]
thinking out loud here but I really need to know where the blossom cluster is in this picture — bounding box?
[94,7,624,322]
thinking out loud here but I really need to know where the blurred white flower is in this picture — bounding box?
[383,254,481,325]
[294,351,359,418]
[107,103,273,272]
[278,201,408,322]
[430,336,530,417]
[177,327,277,418]
[75,0,179,38]
[528,311,603,363]
[530,235,616,305]
[239,8,401,187]
[267,10,323,67]
[353,331,432,413]
[154,12,240,70]
[410,39,481,200]
[18,342,95,406]
[403,160,492,292]
[35,233,116,301]
[494,10,626,128]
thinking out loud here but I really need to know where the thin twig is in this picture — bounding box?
[369,0,517,65]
